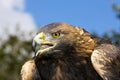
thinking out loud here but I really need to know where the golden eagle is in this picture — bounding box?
[20,22,120,80]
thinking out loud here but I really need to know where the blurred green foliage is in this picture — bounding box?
[0,35,33,80]
[102,30,120,45]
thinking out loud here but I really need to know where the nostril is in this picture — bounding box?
[39,36,45,40]
[39,32,45,39]
[39,37,42,39]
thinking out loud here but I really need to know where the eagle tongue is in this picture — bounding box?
[40,44,52,50]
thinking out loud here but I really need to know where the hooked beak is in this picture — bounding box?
[32,32,44,55]
[32,32,56,56]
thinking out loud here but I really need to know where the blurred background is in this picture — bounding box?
[0,0,120,80]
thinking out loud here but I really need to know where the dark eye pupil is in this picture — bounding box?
[55,33,58,36]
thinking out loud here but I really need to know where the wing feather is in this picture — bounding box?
[91,43,120,80]
[20,59,41,80]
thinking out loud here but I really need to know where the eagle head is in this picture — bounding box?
[32,22,95,58]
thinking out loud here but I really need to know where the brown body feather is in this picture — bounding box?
[35,53,102,80]
[91,39,120,80]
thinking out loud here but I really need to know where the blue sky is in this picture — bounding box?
[26,0,120,35]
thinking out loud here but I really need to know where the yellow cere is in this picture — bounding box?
[38,32,45,39]
[51,32,60,39]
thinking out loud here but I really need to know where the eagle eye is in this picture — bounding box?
[51,32,60,39]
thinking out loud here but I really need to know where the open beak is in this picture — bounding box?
[32,32,56,56]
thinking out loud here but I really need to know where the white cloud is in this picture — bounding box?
[0,0,37,41]
[0,0,24,11]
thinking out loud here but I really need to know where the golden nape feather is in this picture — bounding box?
[20,22,120,80]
